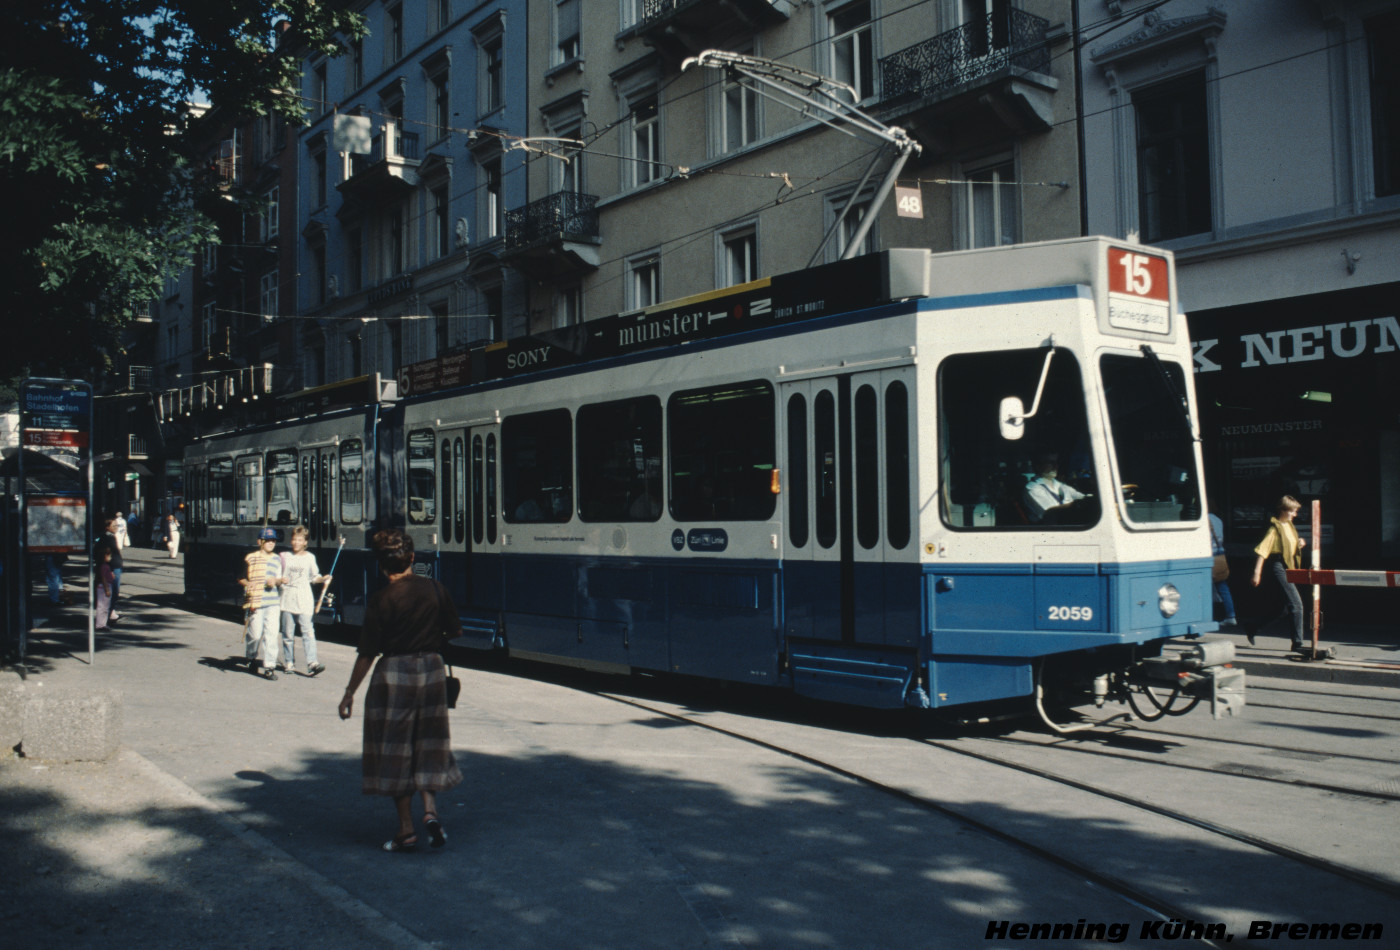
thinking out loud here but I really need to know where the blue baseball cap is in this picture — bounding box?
[258,528,279,541]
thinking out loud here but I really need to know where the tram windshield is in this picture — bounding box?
[1100,353,1202,524]
[939,348,1100,530]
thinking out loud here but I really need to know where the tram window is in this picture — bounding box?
[1100,354,1202,524]
[787,393,809,548]
[938,349,1100,530]
[453,437,466,543]
[885,381,911,549]
[815,390,837,546]
[669,381,776,522]
[486,433,498,542]
[440,439,453,539]
[503,410,572,523]
[266,450,298,524]
[340,440,364,524]
[577,396,663,522]
[235,455,263,523]
[472,436,484,544]
[407,430,436,525]
[855,384,880,549]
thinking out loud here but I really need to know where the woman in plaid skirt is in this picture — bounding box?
[338,529,462,852]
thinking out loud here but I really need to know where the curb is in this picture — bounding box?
[1234,657,1400,690]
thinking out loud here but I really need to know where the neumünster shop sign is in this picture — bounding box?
[1192,315,1400,373]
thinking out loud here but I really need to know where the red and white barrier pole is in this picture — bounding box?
[1286,569,1400,587]
[1310,499,1321,653]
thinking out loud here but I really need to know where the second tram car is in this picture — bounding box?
[184,237,1242,722]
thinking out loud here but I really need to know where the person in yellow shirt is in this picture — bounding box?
[1249,495,1306,653]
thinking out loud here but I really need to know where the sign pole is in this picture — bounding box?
[1310,500,1321,656]
[87,449,94,664]
[16,426,26,661]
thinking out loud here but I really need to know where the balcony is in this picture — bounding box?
[637,0,792,60]
[338,121,422,199]
[878,10,1057,155]
[502,191,601,278]
[128,434,148,460]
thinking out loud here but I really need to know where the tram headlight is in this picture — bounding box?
[1157,583,1181,618]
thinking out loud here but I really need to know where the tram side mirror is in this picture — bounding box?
[999,396,1027,441]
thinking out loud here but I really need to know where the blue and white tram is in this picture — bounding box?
[183,389,391,625]
[185,237,1241,720]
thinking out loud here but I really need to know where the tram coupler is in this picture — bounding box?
[1132,639,1246,719]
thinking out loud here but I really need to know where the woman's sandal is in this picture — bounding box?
[382,831,418,853]
[424,814,446,849]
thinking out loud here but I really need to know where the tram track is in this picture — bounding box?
[1242,700,1400,723]
[589,687,1400,948]
[1113,724,1399,766]
[959,731,1400,802]
[913,734,1400,898]
[591,690,1234,949]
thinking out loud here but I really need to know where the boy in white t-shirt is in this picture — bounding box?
[278,526,331,675]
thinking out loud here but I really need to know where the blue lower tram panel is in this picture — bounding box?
[444,554,1214,711]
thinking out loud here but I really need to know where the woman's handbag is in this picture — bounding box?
[1212,554,1230,583]
[444,660,462,709]
[1209,521,1229,582]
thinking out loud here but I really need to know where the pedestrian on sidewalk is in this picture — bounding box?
[1249,495,1307,653]
[278,526,330,676]
[44,554,67,605]
[1208,511,1236,627]
[93,516,125,622]
[338,528,461,853]
[95,547,115,631]
[163,513,181,559]
[239,528,286,680]
[114,511,130,549]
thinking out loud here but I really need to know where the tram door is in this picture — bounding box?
[436,427,469,603]
[300,445,339,552]
[780,367,916,647]
[436,424,502,618]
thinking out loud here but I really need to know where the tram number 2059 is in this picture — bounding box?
[1047,605,1094,621]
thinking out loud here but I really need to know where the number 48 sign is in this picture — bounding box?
[894,185,923,219]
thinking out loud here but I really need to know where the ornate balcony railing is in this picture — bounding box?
[505,191,599,251]
[880,9,1051,101]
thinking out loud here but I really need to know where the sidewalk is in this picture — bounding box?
[1210,622,1400,689]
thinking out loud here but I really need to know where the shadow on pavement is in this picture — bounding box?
[4,729,1392,950]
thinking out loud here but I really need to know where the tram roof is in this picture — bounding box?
[400,236,1173,401]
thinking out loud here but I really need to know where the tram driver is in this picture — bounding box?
[1022,454,1089,525]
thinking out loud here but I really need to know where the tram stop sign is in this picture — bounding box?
[15,378,94,661]
[19,378,92,554]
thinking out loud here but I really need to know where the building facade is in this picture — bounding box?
[505,0,1082,330]
[296,0,531,389]
[1080,0,1400,620]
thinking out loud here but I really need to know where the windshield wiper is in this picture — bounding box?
[1140,344,1198,442]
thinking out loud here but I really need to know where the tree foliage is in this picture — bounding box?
[0,1,365,389]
